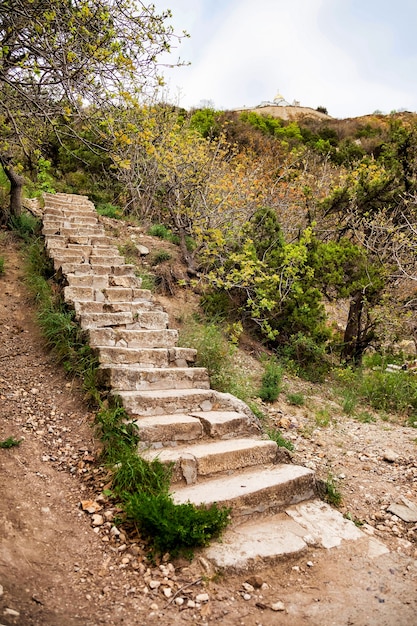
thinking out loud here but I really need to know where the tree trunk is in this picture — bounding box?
[341,289,376,364]
[0,156,25,223]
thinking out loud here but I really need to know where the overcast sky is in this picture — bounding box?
[153,0,417,119]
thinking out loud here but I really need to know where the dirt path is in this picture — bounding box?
[0,232,416,626]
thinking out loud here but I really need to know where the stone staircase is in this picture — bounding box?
[41,192,369,572]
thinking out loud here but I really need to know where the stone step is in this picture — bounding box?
[101,287,152,302]
[172,464,316,517]
[144,438,278,484]
[43,217,98,227]
[88,328,178,349]
[124,311,170,330]
[88,255,125,267]
[98,365,209,390]
[65,275,111,289]
[113,388,247,416]
[133,414,203,444]
[189,410,260,439]
[203,499,365,572]
[96,346,197,367]
[73,300,156,315]
[78,311,134,330]
[60,263,136,277]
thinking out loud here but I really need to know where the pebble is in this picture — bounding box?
[149,580,160,589]
[91,514,104,527]
[271,601,285,612]
[4,608,20,617]
[163,587,172,598]
[243,593,251,601]
[196,593,209,603]
[175,597,184,606]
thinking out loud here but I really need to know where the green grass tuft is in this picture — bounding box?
[0,436,22,449]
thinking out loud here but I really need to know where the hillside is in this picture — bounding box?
[1,219,417,625]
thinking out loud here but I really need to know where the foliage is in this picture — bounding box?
[23,239,100,402]
[266,427,294,451]
[97,403,231,558]
[0,256,4,275]
[0,0,184,218]
[178,316,241,394]
[124,493,230,559]
[9,212,41,241]
[286,392,305,406]
[96,203,123,219]
[321,473,342,507]
[0,436,22,448]
[258,358,284,402]
[358,369,417,417]
[150,249,172,266]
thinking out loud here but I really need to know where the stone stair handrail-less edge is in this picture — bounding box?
[41,192,381,572]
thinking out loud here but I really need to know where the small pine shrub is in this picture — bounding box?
[0,256,4,275]
[124,493,230,558]
[258,358,284,403]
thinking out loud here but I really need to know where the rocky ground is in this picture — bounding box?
[1,228,417,626]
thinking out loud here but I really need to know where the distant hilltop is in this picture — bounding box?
[234,103,331,121]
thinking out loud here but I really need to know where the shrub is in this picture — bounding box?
[0,256,4,275]
[96,203,123,219]
[150,249,171,266]
[258,358,284,402]
[124,493,230,559]
[286,392,305,406]
[358,369,417,416]
[9,212,41,241]
[266,427,294,451]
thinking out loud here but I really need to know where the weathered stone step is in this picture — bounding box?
[189,410,259,439]
[101,287,152,302]
[144,438,278,484]
[78,311,134,330]
[204,499,365,572]
[172,464,316,517]
[73,300,157,315]
[43,226,105,237]
[88,327,178,349]
[96,346,197,367]
[133,414,203,444]
[132,410,257,445]
[113,388,248,416]
[64,286,151,305]
[60,263,137,277]
[98,365,209,390]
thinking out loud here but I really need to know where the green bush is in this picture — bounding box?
[124,493,230,558]
[358,369,417,417]
[9,212,41,241]
[150,249,172,266]
[96,203,123,219]
[0,256,4,275]
[266,427,294,451]
[258,358,284,402]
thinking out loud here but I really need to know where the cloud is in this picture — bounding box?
[156,0,417,117]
